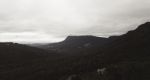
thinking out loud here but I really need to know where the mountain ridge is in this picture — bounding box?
[0,22,150,80]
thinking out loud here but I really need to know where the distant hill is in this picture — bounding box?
[34,35,115,56]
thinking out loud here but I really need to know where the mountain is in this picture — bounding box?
[54,22,150,80]
[45,22,150,80]
[27,22,150,80]
[34,35,114,56]
[94,22,150,80]
[101,22,150,63]
[1,22,150,80]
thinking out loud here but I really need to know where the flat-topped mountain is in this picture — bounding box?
[35,35,114,56]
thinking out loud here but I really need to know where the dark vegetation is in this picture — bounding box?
[0,22,150,80]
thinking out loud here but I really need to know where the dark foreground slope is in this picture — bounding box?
[0,42,64,80]
[0,42,55,63]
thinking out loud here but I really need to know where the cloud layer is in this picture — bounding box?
[0,0,150,43]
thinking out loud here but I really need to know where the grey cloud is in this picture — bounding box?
[0,0,150,43]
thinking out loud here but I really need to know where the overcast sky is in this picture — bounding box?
[0,0,150,43]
